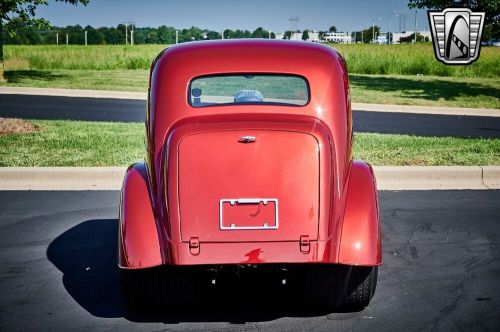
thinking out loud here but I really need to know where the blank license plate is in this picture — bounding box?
[219,198,279,230]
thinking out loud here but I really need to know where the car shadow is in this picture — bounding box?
[47,219,354,323]
[349,75,500,104]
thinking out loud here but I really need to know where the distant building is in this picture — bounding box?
[376,35,388,44]
[322,32,352,43]
[276,31,320,42]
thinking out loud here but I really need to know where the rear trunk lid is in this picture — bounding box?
[178,129,319,242]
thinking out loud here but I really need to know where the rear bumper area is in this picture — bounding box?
[170,240,334,265]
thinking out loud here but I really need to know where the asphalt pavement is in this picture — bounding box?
[1,94,500,138]
[0,190,499,331]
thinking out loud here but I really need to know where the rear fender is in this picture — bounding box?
[338,161,382,266]
[118,162,163,269]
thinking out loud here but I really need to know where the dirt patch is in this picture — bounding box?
[0,118,39,136]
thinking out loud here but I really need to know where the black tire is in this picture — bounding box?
[120,266,196,307]
[304,264,378,311]
[340,265,378,310]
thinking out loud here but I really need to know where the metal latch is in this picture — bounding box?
[299,235,310,254]
[189,237,200,256]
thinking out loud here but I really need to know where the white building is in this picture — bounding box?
[323,32,352,43]
[275,31,320,42]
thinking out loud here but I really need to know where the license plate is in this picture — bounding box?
[219,198,279,230]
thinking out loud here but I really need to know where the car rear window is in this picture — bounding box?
[189,74,309,107]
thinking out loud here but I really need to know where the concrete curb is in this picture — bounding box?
[1,86,499,117]
[353,103,500,118]
[0,166,498,191]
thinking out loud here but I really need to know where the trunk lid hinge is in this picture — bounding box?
[299,235,310,254]
[189,237,200,256]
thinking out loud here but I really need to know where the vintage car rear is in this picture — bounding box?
[118,40,381,310]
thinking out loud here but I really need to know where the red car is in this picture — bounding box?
[118,39,381,310]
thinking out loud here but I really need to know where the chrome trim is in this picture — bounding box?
[238,136,256,143]
[219,198,279,230]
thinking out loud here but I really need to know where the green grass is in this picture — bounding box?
[5,44,500,78]
[349,74,500,109]
[0,120,144,167]
[1,44,499,108]
[354,133,500,166]
[333,43,500,78]
[0,120,498,166]
[4,44,165,70]
[2,69,149,91]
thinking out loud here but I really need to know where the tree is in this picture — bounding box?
[283,31,292,39]
[408,0,499,25]
[206,30,221,40]
[302,30,309,41]
[251,27,269,38]
[223,29,235,39]
[0,0,88,78]
[329,25,337,33]
[409,0,500,39]
[400,32,428,43]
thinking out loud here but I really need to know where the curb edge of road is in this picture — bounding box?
[1,87,499,117]
[0,166,498,191]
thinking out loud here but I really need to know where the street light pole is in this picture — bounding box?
[176,30,179,44]
[84,30,87,45]
[125,24,128,45]
[56,32,59,45]
[389,17,391,44]
[414,9,417,43]
[372,19,375,43]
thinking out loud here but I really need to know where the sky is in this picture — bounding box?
[36,0,431,33]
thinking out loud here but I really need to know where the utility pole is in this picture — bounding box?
[372,19,375,43]
[389,17,391,44]
[123,20,135,45]
[66,34,68,45]
[176,30,179,44]
[56,32,59,45]
[221,30,224,39]
[268,30,271,39]
[414,9,417,43]
[130,24,134,45]
[85,30,87,45]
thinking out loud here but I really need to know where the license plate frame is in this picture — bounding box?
[219,198,279,230]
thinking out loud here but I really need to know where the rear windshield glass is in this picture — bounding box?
[189,74,309,107]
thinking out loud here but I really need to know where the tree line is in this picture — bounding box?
[2,20,280,45]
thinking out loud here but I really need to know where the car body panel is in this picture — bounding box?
[338,160,382,266]
[118,40,381,269]
[118,163,162,269]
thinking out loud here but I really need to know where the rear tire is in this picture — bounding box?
[304,264,378,311]
[120,266,196,307]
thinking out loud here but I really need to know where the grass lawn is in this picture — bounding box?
[1,44,499,109]
[0,120,498,167]
[349,74,500,109]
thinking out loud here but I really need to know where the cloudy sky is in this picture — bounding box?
[37,0,431,33]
